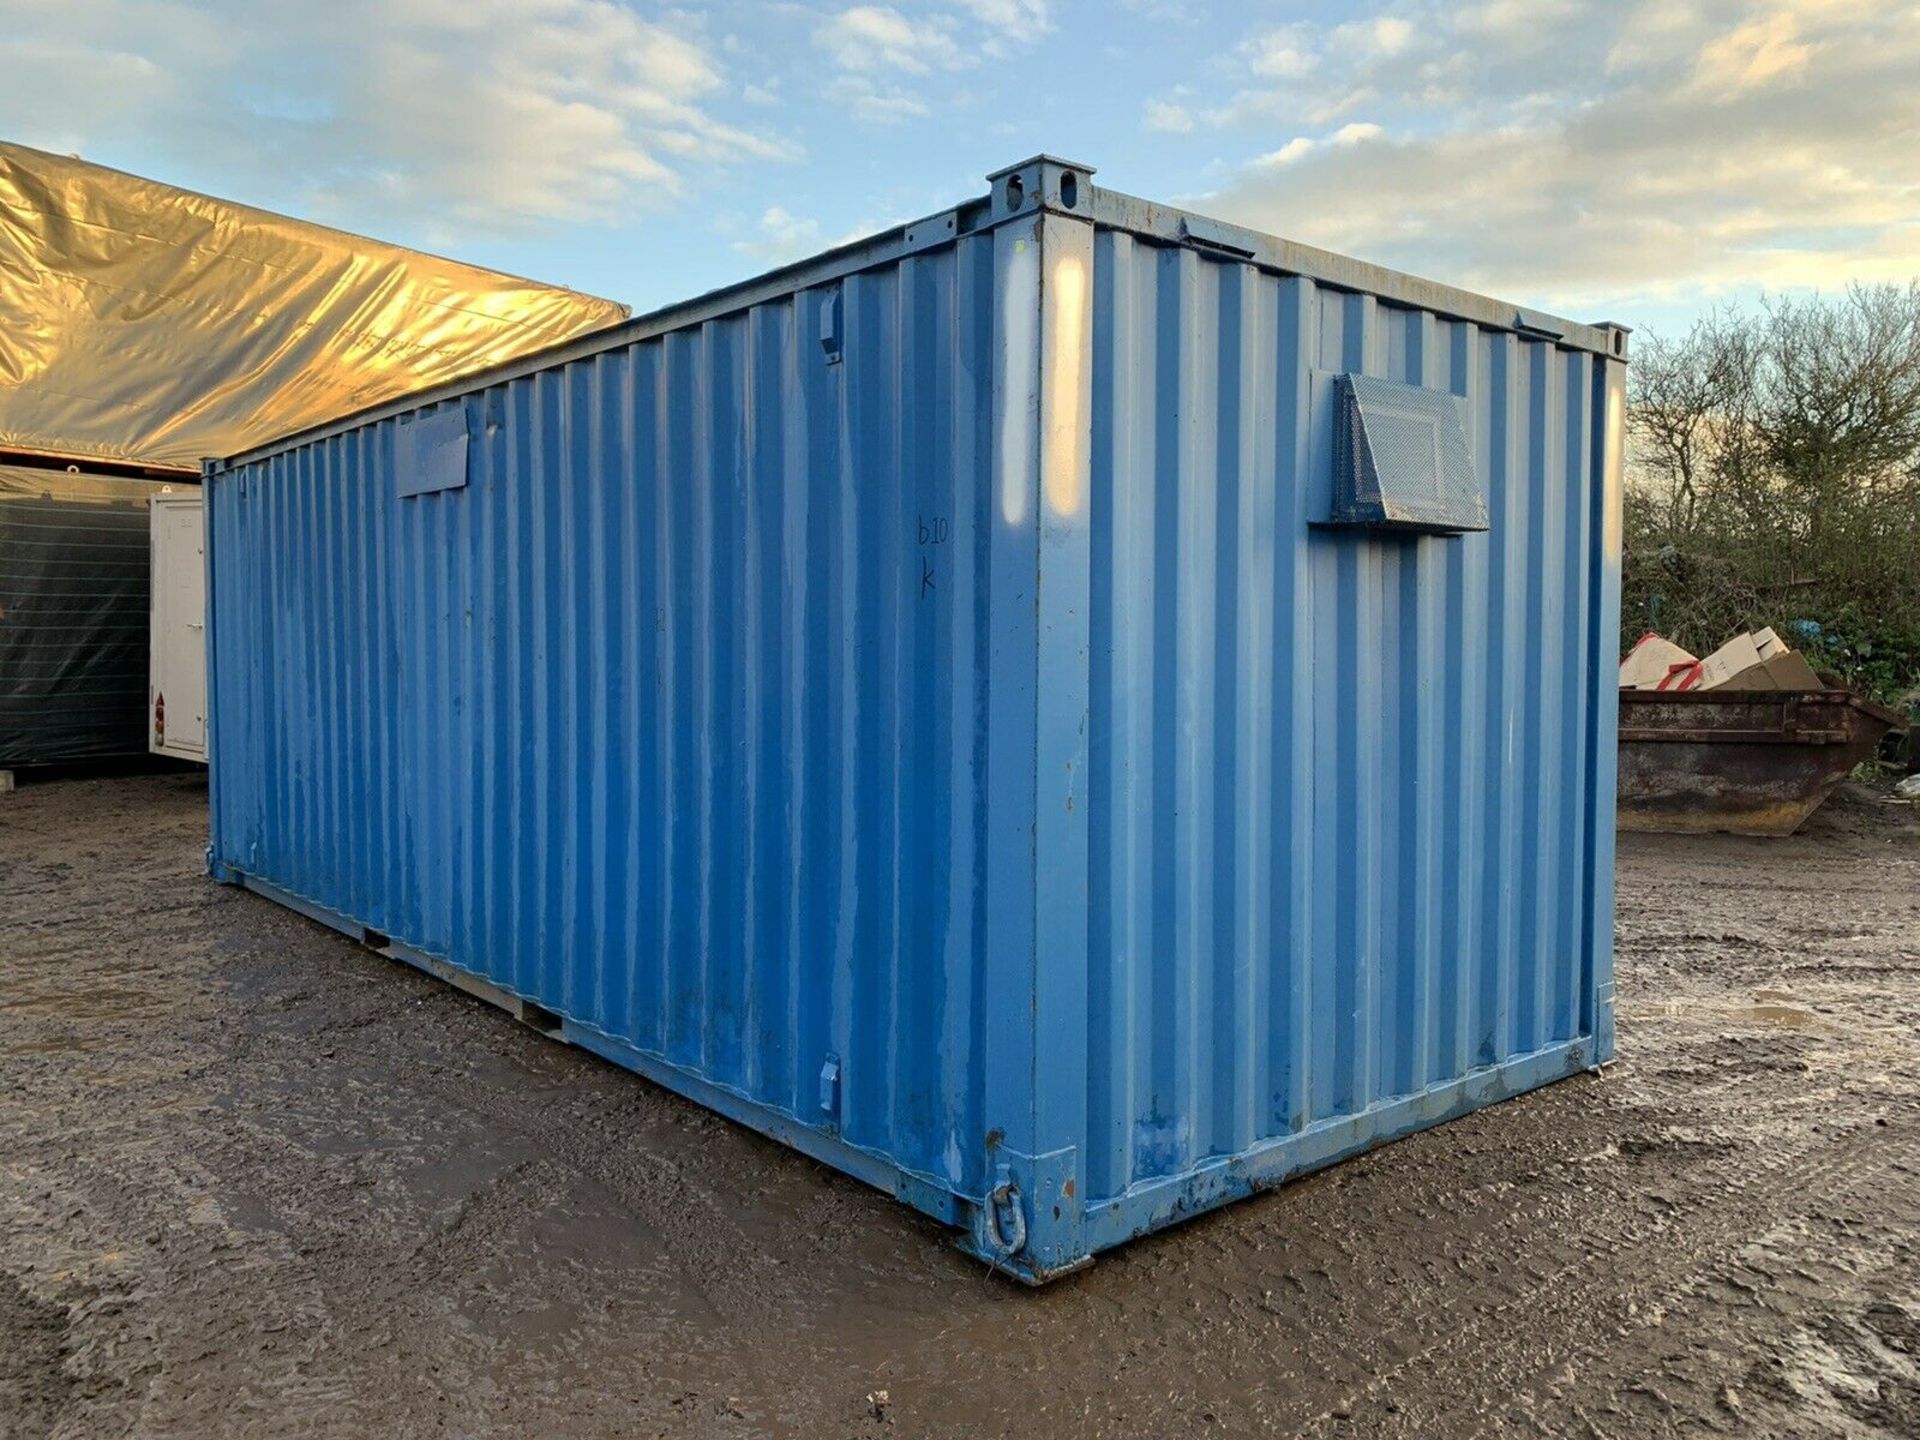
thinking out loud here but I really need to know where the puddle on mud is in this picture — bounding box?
[1735,1004,1823,1028]
[1639,993,1831,1032]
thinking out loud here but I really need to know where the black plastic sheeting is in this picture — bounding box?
[0,466,170,766]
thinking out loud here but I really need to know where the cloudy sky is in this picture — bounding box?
[6,0,1917,337]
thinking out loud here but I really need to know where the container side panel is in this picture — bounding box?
[208,236,1004,1200]
[1083,235,1606,1212]
[206,188,1623,1272]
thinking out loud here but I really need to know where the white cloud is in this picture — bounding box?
[1331,15,1416,59]
[1119,0,1196,20]
[1252,137,1314,169]
[0,0,792,232]
[955,0,1051,33]
[732,202,893,266]
[957,0,1052,60]
[1143,98,1195,134]
[1690,10,1815,96]
[733,204,823,262]
[1181,1,1920,308]
[1605,0,1712,73]
[1455,0,1585,41]
[825,75,931,125]
[813,5,962,74]
[1241,25,1314,80]
[810,2,1052,125]
[825,76,929,123]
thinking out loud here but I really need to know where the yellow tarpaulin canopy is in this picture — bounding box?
[0,142,629,471]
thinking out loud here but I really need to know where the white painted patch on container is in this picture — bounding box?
[998,235,1039,529]
[1044,248,1089,521]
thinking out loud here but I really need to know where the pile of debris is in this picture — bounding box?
[1619,626,1823,693]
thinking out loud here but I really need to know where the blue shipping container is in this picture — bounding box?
[206,157,1627,1281]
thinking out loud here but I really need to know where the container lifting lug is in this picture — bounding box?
[983,1167,1027,1258]
[818,1054,841,1123]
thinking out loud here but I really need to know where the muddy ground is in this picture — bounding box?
[2,773,1917,1439]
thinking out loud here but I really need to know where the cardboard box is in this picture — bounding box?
[1620,633,1699,690]
[1696,632,1766,690]
[1713,649,1824,691]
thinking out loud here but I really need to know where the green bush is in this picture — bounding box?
[1625,284,1920,705]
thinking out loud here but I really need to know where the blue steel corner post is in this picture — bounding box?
[1590,324,1629,1069]
[203,155,1627,1283]
[956,156,1098,1281]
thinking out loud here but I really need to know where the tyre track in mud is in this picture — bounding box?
[208,932,966,1375]
[5,773,1919,1438]
[1305,1121,1920,1436]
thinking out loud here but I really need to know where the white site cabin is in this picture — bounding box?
[148,488,207,762]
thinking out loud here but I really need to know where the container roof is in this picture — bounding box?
[0,142,629,472]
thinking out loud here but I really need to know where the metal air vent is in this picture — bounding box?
[1328,374,1486,534]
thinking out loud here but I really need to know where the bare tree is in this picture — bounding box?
[1624,283,1920,699]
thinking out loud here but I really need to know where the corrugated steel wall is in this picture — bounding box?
[1079,234,1615,1222]
[210,232,1007,1201]
[208,172,1622,1276]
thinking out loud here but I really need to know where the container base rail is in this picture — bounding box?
[217,860,1602,1283]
